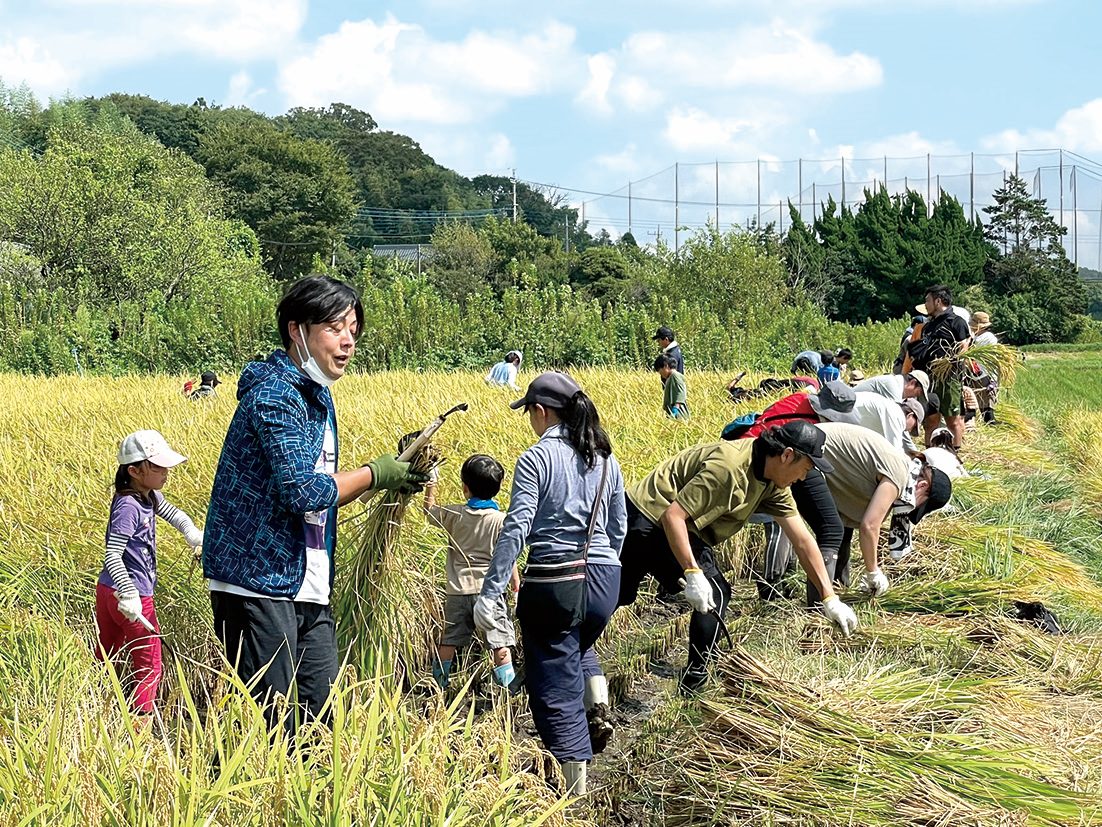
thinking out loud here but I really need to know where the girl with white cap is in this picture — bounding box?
[95,430,204,715]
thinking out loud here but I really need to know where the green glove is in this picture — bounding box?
[367,454,429,493]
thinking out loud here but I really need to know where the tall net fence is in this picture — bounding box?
[535,149,1102,270]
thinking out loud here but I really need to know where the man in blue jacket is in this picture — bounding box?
[203,275,427,735]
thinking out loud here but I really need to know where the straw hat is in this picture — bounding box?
[970,311,992,331]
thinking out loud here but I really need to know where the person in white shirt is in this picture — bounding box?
[811,382,921,454]
[853,370,931,408]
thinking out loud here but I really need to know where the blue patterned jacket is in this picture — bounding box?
[203,350,340,597]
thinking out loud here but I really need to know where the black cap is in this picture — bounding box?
[653,326,675,341]
[909,466,952,524]
[201,371,220,386]
[510,371,582,410]
[771,420,835,474]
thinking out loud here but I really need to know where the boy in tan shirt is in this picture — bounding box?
[423,454,519,689]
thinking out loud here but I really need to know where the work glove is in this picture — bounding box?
[859,568,891,597]
[822,595,858,637]
[367,453,430,494]
[116,592,145,623]
[679,569,716,614]
[191,544,203,564]
[473,595,499,634]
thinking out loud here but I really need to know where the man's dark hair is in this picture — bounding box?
[461,454,505,499]
[819,350,835,366]
[836,347,853,360]
[654,354,678,370]
[924,284,953,307]
[277,275,365,350]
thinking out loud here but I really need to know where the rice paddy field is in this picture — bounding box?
[4,354,1102,825]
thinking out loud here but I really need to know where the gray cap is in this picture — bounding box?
[510,371,582,410]
[900,399,924,434]
[905,370,930,403]
[808,381,862,425]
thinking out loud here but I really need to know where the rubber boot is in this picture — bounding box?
[561,760,587,796]
[583,675,614,754]
[432,659,452,690]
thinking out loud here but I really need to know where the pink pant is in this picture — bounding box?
[95,583,162,713]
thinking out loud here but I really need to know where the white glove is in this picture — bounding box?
[679,570,716,614]
[860,568,891,596]
[822,595,858,637]
[191,544,203,563]
[473,595,499,633]
[116,592,145,623]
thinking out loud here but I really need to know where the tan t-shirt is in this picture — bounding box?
[816,423,911,528]
[628,440,798,547]
[426,505,507,595]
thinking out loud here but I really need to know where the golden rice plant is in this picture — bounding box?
[929,342,1020,386]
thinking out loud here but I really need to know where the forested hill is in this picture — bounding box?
[2,91,579,279]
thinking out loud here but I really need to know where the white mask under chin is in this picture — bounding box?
[295,336,336,388]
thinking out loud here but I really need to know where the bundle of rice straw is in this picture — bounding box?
[336,430,446,687]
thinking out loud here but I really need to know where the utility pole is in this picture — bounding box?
[778,200,783,234]
[1072,165,1078,266]
[926,153,931,216]
[715,160,720,227]
[628,181,633,236]
[970,152,975,223]
[1059,149,1064,230]
[840,157,846,209]
[674,162,680,252]
[511,169,517,223]
[883,156,888,193]
[798,158,803,221]
[812,182,817,222]
[756,158,762,227]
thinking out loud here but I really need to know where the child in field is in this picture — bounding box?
[95,430,204,714]
[423,454,519,689]
[656,354,689,418]
[817,350,841,385]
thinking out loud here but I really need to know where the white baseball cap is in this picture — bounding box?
[117,430,187,468]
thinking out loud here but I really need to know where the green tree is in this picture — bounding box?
[427,221,495,304]
[980,174,1085,343]
[196,110,356,279]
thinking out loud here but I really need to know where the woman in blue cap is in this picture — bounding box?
[475,371,627,796]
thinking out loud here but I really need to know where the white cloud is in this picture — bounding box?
[594,143,645,176]
[278,16,579,126]
[614,22,881,97]
[483,133,515,170]
[223,70,266,107]
[0,0,305,95]
[981,98,1102,155]
[576,53,615,114]
[0,36,74,97]
[663,105,781,154]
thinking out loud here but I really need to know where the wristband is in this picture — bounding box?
[683,567,702,574]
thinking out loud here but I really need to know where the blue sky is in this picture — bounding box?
[3,0,1102,256]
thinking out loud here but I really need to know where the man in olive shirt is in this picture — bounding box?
[816,422,952,597]
[619,420,858,692]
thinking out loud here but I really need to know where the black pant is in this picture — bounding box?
[210,592,338,736]
[790,468,848,605]
[618,499,732,674]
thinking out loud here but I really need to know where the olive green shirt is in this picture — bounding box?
[817,422,911,529]
[628,440,798,547]
[662,370,688,416]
